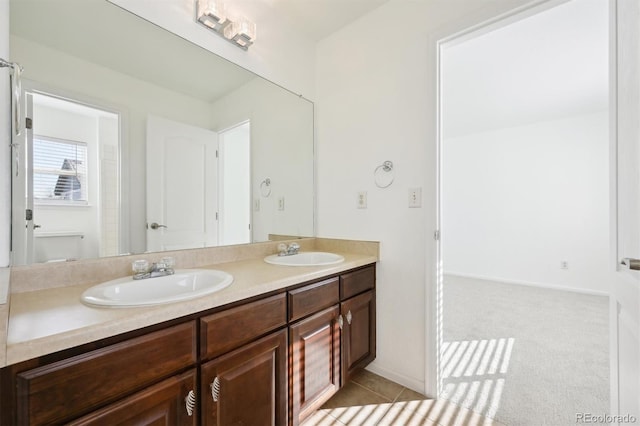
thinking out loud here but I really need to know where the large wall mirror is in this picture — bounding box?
[9,0,314,265]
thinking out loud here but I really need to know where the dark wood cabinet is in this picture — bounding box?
[289,305,341,425]
[341,290,376,385]
[67,369,198,426]
[15,322,197,426]
[1,263,376,426]
[201,329,288,426]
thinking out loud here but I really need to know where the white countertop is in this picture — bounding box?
[5,252,377,366]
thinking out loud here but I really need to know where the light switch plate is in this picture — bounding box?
[278,197,285,211]
[357,191,367,209]
[408,187,422,208]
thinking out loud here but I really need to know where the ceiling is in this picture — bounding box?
[442,0,609,138]
[269,0,390,41]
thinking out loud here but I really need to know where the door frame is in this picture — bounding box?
[428,0,615,406]
[10,81,127,263]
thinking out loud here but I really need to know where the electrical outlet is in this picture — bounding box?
[278,197,285,211]
[254,199,260,212]
[560,261,569,270]
[408,187,422,208]
[357,191,367,209]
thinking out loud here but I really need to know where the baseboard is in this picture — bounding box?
[444,271,609,297]
[364,362,427,396]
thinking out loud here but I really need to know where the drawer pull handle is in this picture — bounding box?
[338,314,344,330]
[211,376,221,402]
[346,310,353,325]
[185,390,196,416]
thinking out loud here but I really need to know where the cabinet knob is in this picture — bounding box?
[337,314,344,330]
[185,390,196,416]
[346,310,352,325]
[211,376,221,402]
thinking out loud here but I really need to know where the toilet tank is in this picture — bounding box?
[34,231,84,263]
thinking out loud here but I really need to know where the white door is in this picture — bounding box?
[610,0,640,419]
[146,115,218,252]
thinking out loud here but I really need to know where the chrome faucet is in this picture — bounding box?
[132,257,175,280]
[277,242,300,256]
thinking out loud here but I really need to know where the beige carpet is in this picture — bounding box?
[441,275,609,426]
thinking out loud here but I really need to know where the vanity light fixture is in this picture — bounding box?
[196,0,257,50]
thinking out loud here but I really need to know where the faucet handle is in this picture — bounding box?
[160,256,175,269]
[288,242,300,254]
[132,259,149,274]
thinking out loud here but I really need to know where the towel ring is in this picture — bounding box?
[260,178,272,197]
[374,161,394,188]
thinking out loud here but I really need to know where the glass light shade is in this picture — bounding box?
[224,16,256,48]
[197,0,227,31]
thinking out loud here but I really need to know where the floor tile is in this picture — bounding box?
[350,369,405,401]
[419,399,504,426]
[395,387,430,402]
[301,409,347,426]
[377,404,440,426]
[320,381,394,425]
[322,381,392,409]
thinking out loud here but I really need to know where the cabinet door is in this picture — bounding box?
[290,305,341,425]
[201,329,287,426]
[68,369,197,426]
[341,290,376,385]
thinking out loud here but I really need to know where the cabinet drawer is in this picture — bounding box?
[201,293,287,360]
[340,265,375,300]
[17,321,197,426]
[288,277,339,322]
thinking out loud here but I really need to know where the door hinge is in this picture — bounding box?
[215,212,219,220]
[216,150,218,158]
[434,230,440,241]
[25,209,33,221]
[25,117,33,130]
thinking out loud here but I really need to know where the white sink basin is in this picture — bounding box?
[81,269,233,308]
[264,252,345,267]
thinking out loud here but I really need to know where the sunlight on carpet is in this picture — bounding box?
[440,338,514,419]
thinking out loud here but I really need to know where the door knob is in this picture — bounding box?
[621,258,640,271]
[149,222,167,230]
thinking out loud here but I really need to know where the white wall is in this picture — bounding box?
[0,0,10,267]
[315,0,530,393]
[443,111,610,294]
[209,78,315,242]
[108,0,317,100]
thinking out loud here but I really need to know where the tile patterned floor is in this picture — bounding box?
[301,370,504,426]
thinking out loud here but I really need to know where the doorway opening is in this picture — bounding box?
[218,121,251,246]
[12,91,120,264]
[437,0,610,424]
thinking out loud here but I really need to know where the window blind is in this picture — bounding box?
[33,136,88,204]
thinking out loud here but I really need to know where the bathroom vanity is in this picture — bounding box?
[0,239,377,426]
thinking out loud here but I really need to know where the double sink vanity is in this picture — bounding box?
[0,238,378,425]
